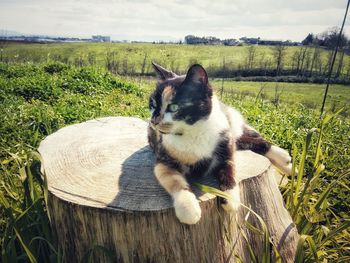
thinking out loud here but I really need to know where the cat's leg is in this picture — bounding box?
[154,162,201,224]
[214,134,241,212]
[236,125,293,175]
[217,160,241,212]
[265,145,293,175]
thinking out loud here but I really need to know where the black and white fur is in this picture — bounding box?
[148,63,292,224]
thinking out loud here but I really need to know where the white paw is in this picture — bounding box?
[222,185,241,212]
[266,145,293,175]
[173,190,201,224]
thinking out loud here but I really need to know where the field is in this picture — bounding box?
[216,80,350,114]
[1,42,350,78]
[0,43,350,262]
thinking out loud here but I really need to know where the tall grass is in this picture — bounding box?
[0,62,349,261]
[284,111,350,262]
[0,151,58,262]
[195,184,276,263]
[198,111,350,262]
[197,112,350,262]
[0,62,148,262]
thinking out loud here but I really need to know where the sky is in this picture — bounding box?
[0,0,349,42]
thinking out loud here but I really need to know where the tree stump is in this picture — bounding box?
[38,117,299,263]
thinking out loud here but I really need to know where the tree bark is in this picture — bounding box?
[39,117,299,263]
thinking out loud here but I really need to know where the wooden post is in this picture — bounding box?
[38,117,299,262]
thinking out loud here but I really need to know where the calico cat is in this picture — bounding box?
[148,62,293,224]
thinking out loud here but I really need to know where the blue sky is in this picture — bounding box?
[0,0,349,41]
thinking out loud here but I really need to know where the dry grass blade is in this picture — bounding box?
[14,228,37,263]
[195,183,272,263]
[294,234,319,263]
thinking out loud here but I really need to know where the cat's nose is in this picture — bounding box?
[151,116,161,125]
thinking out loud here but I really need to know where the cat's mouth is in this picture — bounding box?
[156,123,183,136]
[158,130,170,134]
[157,123,173,134]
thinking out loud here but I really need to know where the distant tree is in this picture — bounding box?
[258,51,272,72]
[258,51,266,68]
[318,27,348,49]
[272,45,287,75]
[185,35,201,45]
[291,46,308,74]
[141,53,148,75]
[302,48,313,76]
[323,51,334,75]
[346,57,350,78]
[335,50,345,77]
[245,46,257,69]
[309,46,322,76]
[317,28,349,77]
[302,33,314,45]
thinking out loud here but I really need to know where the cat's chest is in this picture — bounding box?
[161,97,231,165]
[162,129,221,165]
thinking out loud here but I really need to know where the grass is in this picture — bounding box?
[214,80,350,114]
[198,111,350,262]
[1,42,349,76]
[0,63,148,261]
[0,62,349,262]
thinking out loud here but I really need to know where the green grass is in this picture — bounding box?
[1,42,349,76]
[0,63,149,261]
[0,62,349,262]
[213,80,350,114]
[198,111,350,262]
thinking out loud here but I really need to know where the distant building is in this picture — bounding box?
[91,35,111,42]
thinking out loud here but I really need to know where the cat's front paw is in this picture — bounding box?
[222,185,241,212]
[173,190,201,224]
[266,145,294,175]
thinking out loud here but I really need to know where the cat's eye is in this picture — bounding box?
[168,104,179,112]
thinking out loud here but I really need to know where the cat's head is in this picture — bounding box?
[149,62,213,135]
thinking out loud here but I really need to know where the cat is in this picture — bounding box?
[148,62,293,224]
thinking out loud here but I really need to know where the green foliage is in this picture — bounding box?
[216,80,350,115]
[0,63,40,78]
[9,74,61,101]
[1,62,142,99]
[277,112,350,262]
[0,62,349,262]
[43,62,69,74]
[195,184,277,263]
[197,111,350,262]
[0,151,58,262]
[0,63,150,262]
[1,42,349,79]
[219,93,350,261]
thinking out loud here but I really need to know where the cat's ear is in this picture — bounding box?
[152,62,177,81]
[184,64,208,86]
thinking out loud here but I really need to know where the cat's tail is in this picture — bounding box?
[236,125,293,175]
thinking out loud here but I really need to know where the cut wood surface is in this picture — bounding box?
[39,116,299,262]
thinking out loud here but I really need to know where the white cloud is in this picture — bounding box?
[0,0,349,41]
